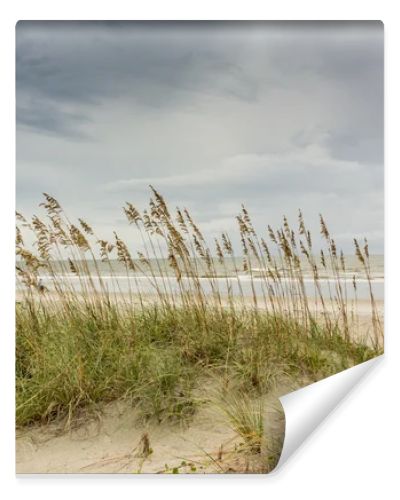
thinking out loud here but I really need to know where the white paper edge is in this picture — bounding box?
[275,355,383,470]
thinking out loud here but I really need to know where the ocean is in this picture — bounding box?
[27,255,384,301]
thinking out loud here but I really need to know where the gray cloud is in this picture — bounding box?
[103,147,378,199]
[16,21,260,137]
[16,100,92,139]
[16,21,384,253]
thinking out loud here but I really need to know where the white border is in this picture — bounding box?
[1,2,399,498]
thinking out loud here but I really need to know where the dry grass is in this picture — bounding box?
[15,188,383,472]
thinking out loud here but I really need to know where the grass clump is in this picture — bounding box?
[218,390,264,454]
[15,188,383,443]
[16,301,379,427]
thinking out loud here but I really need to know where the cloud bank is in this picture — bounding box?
[16,21,384,252]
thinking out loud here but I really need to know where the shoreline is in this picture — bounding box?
[16,290,384,316]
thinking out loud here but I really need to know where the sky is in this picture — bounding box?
[16,21,384,253]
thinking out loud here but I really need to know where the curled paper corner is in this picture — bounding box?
[275,355,383,471]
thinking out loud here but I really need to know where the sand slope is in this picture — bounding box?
[16,393,285,474]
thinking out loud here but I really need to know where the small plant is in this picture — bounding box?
[161,461,198,474]
[136,432,153,458]
[218,390,264,454]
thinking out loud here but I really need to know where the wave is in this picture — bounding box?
[37,274,384,283]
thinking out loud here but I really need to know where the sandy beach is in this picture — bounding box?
[16,385,287,474]
[16,296,383,474]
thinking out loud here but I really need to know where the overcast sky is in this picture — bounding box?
[16,21,384,253]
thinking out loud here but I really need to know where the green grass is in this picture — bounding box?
[15,188,383,473]
[16,300,379,427]
[217,390,265,454]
